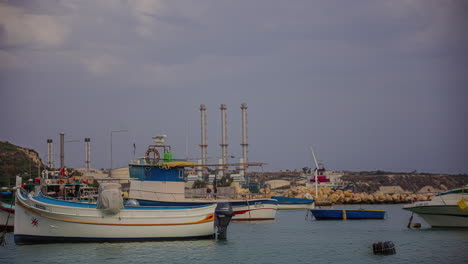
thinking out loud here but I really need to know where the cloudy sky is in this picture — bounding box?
[1,0,467,174]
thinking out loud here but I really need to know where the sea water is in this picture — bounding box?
[1,204,467,264]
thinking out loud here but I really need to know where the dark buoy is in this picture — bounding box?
[372,241,396,255]
[215,202,234,240]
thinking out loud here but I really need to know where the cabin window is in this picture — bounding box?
[178,169,184,179]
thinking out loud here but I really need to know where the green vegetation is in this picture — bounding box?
[67,168,83,176]
[192,180,207,189]
[0,141,44,187]
[216,176,233,187]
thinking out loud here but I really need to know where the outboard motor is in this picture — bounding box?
[215,202,234,240]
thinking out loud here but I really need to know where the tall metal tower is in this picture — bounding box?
[240,103,249,172]
[60,132,65,169]
[85,138,91,173]
[199,104,208,165]
[220,104,228,166]
[47,139,53,168]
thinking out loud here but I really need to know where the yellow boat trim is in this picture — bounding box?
[158,162,198,169]
[17,201,214,226]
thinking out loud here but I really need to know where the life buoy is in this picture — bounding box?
[84,192,89,196]
[145,148,160,164]
[57,179,65,184]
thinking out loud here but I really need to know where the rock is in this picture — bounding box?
[352,196,362,203]
[330,193,340,203]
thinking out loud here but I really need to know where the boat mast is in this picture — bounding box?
[310,147,319,200]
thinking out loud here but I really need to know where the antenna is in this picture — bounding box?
[310,146,319,200]
[310,146,319,168]
[185,119,189,159]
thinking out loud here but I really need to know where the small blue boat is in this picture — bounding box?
[0,188,16,231]
[271,196,314,210]
[310,209,385,220]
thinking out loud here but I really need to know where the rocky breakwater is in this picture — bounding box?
[254,186,433,205]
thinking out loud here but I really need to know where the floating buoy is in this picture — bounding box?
[372,241,396,255]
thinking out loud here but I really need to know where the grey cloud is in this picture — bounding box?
[0,0,466,174]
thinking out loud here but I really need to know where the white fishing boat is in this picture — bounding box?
[136,198,277,221]
[403,186,468,228]
[14,183,220,244]
[218,198,277,221]
[128,136,277,221]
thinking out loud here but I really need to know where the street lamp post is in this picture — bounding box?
[110,130,128,177]
[63,139,79,177]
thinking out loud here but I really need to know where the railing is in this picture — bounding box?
[185,187,237,199]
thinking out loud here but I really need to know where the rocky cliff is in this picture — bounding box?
[0,141,45,186]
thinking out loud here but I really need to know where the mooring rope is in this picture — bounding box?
[407,212,414,229]
[0,196,14,246]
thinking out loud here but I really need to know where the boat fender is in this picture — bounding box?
[457,199,468,211]
[125,199,140,206]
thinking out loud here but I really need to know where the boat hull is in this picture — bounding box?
[230,199,278,221]
[271,196,314,210]
[14,191,217,244]
[0,201,15,231]
[14,234,214,244]
[310,209,385,220]
[277,203,314,210]
[403,187,468,228]
[403,205,468,228]
[136,198,278,221]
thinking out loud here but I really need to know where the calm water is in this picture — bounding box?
[1,204,467,264]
